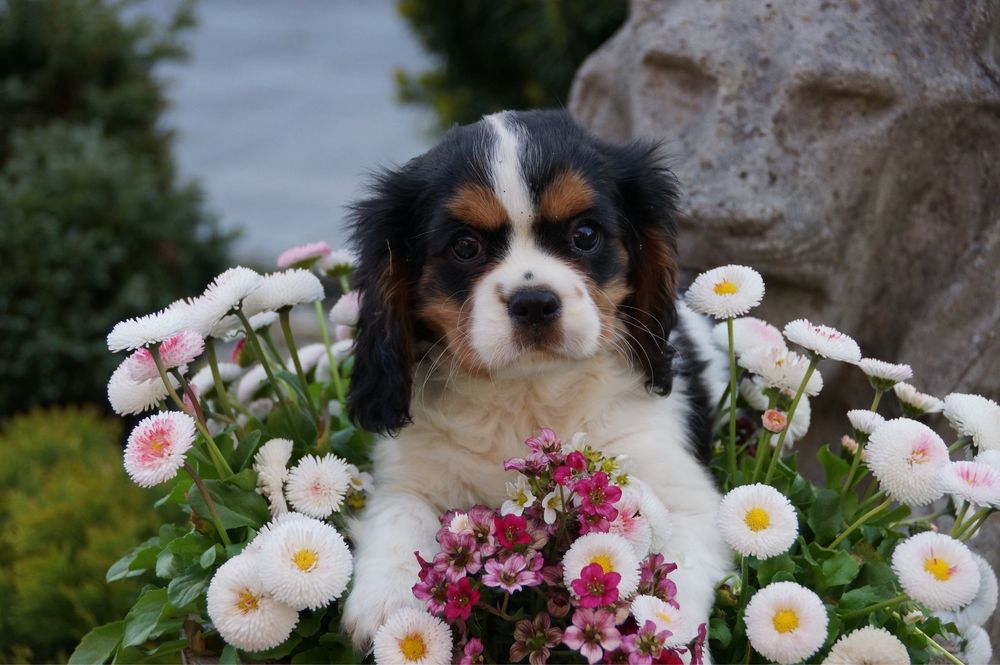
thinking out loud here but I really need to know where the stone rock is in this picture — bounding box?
[570,0,1000,649]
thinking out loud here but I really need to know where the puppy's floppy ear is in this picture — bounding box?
[610,140,680,395]
[346,167,421,435]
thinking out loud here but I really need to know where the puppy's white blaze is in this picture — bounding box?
[469,240,602,368]
[485,113,533,233]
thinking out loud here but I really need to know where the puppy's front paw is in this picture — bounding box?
[341,569,424,651]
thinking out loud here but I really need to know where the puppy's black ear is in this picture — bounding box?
[346,167,421,435]
[610,140,680,395]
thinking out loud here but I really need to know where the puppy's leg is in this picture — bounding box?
[341,490,441,650]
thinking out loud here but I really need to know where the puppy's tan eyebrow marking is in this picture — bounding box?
[448,183,508,230]
[540,170,595,222]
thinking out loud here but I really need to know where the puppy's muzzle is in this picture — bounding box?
[507,288,561,327]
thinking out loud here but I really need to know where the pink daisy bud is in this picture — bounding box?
[123,412,196,487]
[276,241,332,269]
[762,409,788,433]
[125,331,204,382]
[841,435,859,455]
[329,291,361,327]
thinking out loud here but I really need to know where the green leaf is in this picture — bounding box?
[106,537,159,582]
[219,644,240,665]
[245,634,302,660]
[296,607,327,637]
[155,549,179,578]
[200,545,219,569]
[167,530,214,557]
[232,429,263,471]
[756,554,796,586]
[292,648,330,664]
[817,444,851,488]
[821,551,861,588]
[837,585,881,612]
[229,467,258,492]
[167,569,209,608]
[807,489,843,543]
[187,478,270,529]
[122,588,170,647]
[709,616,732,648]
[69,621,124,664]
[154,476,194,508]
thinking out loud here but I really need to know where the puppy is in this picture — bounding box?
[341,110,731,650]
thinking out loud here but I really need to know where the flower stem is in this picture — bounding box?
[949,436,971,455]
[183,462,231,546]
[726,318,738,485]
[914,626,965,665]
[765,355,819,485]
[279,308,319,421]
[842,438,865,491]
[955,506,991,540]
[338,275,351,296]
[840,592,908,619]
[950,501,971,537]
[315,300,346,404]
[830,497,893,548]
[205,339,235,422]
[870,389,885,413]
[235,309,292,416]
[258,328,288,370]
[151,346,231,478]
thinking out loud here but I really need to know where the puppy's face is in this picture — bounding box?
[348,111,680,433]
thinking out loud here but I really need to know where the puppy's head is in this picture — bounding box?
[348,110,680,434]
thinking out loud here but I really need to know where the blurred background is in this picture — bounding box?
[0,0,624,660]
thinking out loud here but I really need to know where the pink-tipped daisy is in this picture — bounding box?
[866,418,949,506]
[892,531,980,611]
[107,302,191,352]
[711,317,787,358]
[242,269,325,315]
[783,319,861,363]
[685,265,765,320]
[744,581,828,665]
[329,291,361,327]
[943,393,1000,451]
[187,267,264,335]
[858,358,913,391]
[124,331,205,382]
[893,382,944,417]
[284,454,352,518]
[316,249,357,277]
[107,359,177,416]
[277,241,332,270]
[739,346,824,396]
[940,461,1000,508]
[123,412,196,487]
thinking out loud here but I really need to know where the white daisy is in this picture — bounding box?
[187,267,264,335]
[190,362,243,396]
[892,531,980,611]
[739,346,824,396]
[254,438,293,516]
[562,532,641,599]
[206,554,299,652]
[630,594,693,647]
[236,364,269,404]
[975,450,1000,473]
[893,382,944,417]
[257,516,353,610]
[541,489,564,525]
[501,474,536,516]
[345,463,375,493]
[955,625,992,665]
[784,396,811,446]
[625,478,673,553]
[935,552,998,631]
[740,377,771,411]
[285,454,352,518]
[867,418,949,506]
[684,264,765,320]
[245,512,313,554]
[711,317,786,358]
[373,607,453,665]
[242,269,325,316]
[783,319,861,363]
[744,581,828,665]
[822,626,909,665]
[329,290,361,327]
[717,483,798,559]
[122,331,204,382]
[123,412,196,488]
[107,302,191,352]
[940,461,1000,508]
[847,409,886,436]
[943,393,1000,451]
[315,340,355,381]
[211,310,279,341]
[608,499,653,560]
[858,358,913,391]
[316,249,357,278]
[288,343,327,374]
[107,359,177,416]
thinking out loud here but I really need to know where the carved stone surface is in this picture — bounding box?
[570,0,1000,648]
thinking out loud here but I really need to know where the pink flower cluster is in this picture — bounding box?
[414,429,706,665]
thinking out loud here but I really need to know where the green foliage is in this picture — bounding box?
[396,0,627,130]
[0,0,232,416]
[0,407,160,663]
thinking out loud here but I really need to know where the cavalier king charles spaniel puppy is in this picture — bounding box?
[341,109,730,649]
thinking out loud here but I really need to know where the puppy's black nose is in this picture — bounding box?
[508,289,561,326]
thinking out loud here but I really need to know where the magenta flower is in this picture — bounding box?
[123,412,196,488]
[433,530,482,581]
[460,638,484,665]
[547,590,572,618]
[510,612,562,665]
[689,623,708,665]
[494,514,531,549]
[541,562,563,586]
[444,577,479,622]
[571,562,621,608]
[638,553,679,605]
[482,553,542,593]
[576,472,622,520]
[276,240,332,269]
[412,553,449,615]
[563,608,622,664]
[467,505,499,556]
[621,620,672,665]
[578,510,613,535]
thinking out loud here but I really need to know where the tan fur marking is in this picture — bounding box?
[540,171,595,222]
[448,184,508,230]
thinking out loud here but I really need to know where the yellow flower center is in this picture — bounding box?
[744,507,771,532]
[235,589,259,614]
[655,610,675,625]
[291,548,319,572]
[399,633,427,661]
[772,609,800,633]
[713,280,739,295]
[924,556,954,581]
[148,434,170,457]
[590,554,614,573]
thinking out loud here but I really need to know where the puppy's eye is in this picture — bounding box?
[451,234,482,262]
[571,224,602,253]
